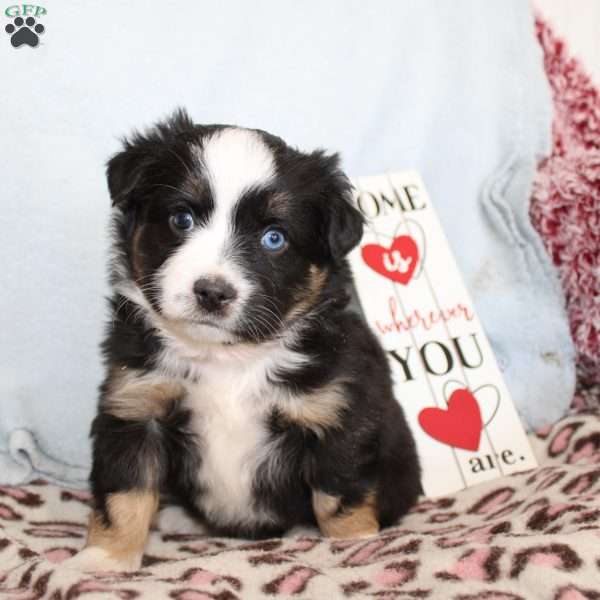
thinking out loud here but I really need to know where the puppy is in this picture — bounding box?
[75,109,421,571]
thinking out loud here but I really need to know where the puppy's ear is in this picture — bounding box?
[327,189,364,261]
[107,108,195,207]
[322,157,364,261]
[106,146,154,208]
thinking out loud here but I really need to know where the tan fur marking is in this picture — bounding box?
[104,368,185,421]
[286,265,328,322]
[87,490,158,563]
[280,380,348,437]
[313,490,379,539]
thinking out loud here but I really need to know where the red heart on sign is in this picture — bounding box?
[361,235,419,285]
[418,389,483,451]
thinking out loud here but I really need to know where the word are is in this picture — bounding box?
[470,449,523,473]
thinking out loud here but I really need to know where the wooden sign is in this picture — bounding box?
[348,171,537,497]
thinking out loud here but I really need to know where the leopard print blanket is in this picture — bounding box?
[1,411,599,599]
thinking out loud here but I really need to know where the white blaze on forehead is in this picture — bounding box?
[202,127,275,212]
[158,128,275,328]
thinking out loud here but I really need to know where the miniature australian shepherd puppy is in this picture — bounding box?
[72,109,421,571]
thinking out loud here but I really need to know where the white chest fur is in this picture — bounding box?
[156,336,307,529]
[186,364,274,527]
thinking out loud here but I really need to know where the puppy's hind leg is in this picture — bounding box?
[312,489,379,539]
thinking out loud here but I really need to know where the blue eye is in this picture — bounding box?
[261,228,287,252]
[170,210,194,232]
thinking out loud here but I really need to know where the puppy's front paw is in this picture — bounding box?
[63,546,142,573]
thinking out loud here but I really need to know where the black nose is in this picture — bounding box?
[193,277,238,313]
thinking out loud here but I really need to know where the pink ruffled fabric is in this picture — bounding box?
[531,19,600,396]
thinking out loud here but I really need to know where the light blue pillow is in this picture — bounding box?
[0,0,574,486]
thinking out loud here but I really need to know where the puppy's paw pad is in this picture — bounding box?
[63,547,141,573]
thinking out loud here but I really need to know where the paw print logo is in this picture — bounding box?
[5,16,45,48]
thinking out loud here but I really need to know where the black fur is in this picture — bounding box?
[91,109,421,539]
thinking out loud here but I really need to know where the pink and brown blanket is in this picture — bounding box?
[0,411,599,599]
[1,17,600,600]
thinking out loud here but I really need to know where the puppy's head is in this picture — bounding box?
[108,109,363,344]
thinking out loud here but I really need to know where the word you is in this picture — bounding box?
[390,333,483,382]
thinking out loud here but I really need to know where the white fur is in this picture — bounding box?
[201,127,275,216]
[157,506,208,535]
[155,333,308,529]
[158,128,275,339]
